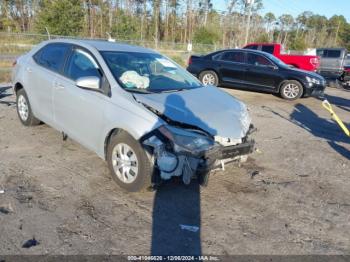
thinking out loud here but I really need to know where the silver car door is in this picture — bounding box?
[53,47,108,153]
[26,43,70,124]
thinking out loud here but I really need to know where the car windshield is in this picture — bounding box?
[101,51,202,93]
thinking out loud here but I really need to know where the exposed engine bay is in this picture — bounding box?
[133,85,256,185]
[141,110,255,186]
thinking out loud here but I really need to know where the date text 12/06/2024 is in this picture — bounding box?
[127,255,220,261]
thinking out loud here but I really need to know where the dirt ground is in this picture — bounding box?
[0,83,349,255]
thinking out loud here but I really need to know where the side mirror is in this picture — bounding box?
[76,76,100,90]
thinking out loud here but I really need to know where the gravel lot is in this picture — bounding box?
[0,84,349,255]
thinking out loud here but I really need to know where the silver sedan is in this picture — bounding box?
[12,39,254,192]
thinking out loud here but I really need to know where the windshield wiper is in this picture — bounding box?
[150,88,189,93]
[125,88,154,94]
[157,88,185,93]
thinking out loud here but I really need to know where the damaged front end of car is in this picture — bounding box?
[141,110,255,186]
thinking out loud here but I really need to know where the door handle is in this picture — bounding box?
[26,67,32,73]
[54,82,65,90]
[56,84,65,90]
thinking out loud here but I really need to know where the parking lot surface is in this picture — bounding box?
[0,84,349,255]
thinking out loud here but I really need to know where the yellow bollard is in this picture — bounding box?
[322,100,350,137]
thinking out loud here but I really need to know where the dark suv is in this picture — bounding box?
[187,49,326,100]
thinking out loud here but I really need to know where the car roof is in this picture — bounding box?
[316,47,347,51]
[41,38,157,54]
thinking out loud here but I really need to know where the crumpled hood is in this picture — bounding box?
[134,86,251,139]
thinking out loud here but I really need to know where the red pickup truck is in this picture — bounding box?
[243,43,320,72]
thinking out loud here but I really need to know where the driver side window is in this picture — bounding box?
[247,53,274,67]
[65,49,101,81]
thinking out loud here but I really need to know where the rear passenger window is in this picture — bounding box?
[317,50,341,58]
[212,53,222,60]
[221,51,245,63]
[261,45,274,54]
[245,45,258,50]
[327,50,341,58]
[34,44,70,72]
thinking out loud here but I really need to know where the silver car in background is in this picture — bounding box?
[12,39,254,192]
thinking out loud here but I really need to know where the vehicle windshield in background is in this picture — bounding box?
[101,51,202,93]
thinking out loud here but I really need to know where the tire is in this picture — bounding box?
[199,70,219,86]
[280,80,303,100]
[16,89,41,126]
[106,131,153,192]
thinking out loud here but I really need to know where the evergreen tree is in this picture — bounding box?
[35,0,84,36]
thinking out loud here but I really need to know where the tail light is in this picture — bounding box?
[188,56,192,65]
[12,60,17,67]
[310,57,320,68]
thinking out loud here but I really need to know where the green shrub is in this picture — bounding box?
[193,27,220,45]
[169,55,186,67]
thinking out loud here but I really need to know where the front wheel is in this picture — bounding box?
[199,70,219,86]
[106,131,153,192]
[280,80,303,100]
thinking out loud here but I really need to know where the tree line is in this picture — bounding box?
[0,0,349,50]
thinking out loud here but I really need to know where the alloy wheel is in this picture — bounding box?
[202,73,216,85]
[283,83,300,99]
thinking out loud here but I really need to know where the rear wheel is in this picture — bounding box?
[16,89,40,126]
[106,131,153,192]
[280,80,303,100]
[199,70,219,86]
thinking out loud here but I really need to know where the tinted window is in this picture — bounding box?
[327,50,341,58]
[212,53,222,60]
[247,53,273,67]
[33,49,43,63]
[261,45,274,54]
[317,50,342,58]
[35,44,69,72]
[221,51,245,63]
[245,45,258,50]
[65,49,101,81]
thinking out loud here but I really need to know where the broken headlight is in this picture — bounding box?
[306,76,321,85]
[158,125,215,155]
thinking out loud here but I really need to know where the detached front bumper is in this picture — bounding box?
[219,139,255,160]
[143,126,255,185]
[197,137,255,173]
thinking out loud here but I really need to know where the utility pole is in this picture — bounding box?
[244,0,254,45]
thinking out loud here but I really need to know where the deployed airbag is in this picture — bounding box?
[120,71,149,89]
